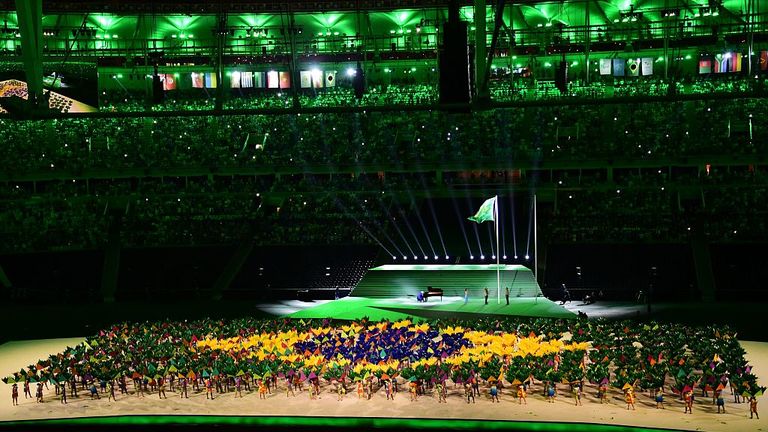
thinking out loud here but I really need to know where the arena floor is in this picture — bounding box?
[0,337,765,432]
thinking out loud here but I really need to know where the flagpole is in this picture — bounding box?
[496,195,500,304]
[534,193,538,281]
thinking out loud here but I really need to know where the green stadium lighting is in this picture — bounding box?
[544,62,552,67]
[685,54,692,60]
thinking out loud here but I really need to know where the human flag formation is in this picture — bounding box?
[468,196,497,223]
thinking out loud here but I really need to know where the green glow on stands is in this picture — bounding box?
[656,56,664,62]
[167,15,198,30]
[91,14,118,30]
[571,61,579,66]
[544,62,552,67]
[237,14,273,28]
[685,54,692,60]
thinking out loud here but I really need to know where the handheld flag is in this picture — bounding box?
[468,197,497,224]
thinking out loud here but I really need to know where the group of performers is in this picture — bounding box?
[8,369,760,419]
[3,316,764,422]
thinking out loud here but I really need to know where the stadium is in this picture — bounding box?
[0,0,766,431]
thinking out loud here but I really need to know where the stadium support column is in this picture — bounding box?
[210,239,255,301]
[288,12,301,109]
[101,213,123,303]
[691,226,716,302]
[662,15,669,79]
[214,12,227,111]
[474,0,488,100]
[0,264,12,294]
[15,0,44,109]
[584,1,590,84]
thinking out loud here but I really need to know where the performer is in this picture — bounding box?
[60,381,67,404]
[464,383,475,404]
[285,377,294,397]
[11,383,18,406]
[385,379,394,401]
[234,376,243,398]
[436,382,446,403]
[464,288,469,305]
[716,390,725,413]
[490,383,500,403]
[749,396,759,419]
[572,382,583,406]
[158,377,166,399]
[119,376,128,394]
[598,382,609,404]
[505,286,510,305]
[180,377,189,398]
[625,388,636,410]
[356,381,365,399]
[36,382,43,403]
[546,382,556,403]
[683,390,693,414]
[258,380,267,400]
[484,287,489,305]
[89,382,100,399]
[517,384,527,405]
[23,380,31,399]
[337,382,346,401]
[654,387,664,409]
[107,381,116,402]
[205,378,214,400]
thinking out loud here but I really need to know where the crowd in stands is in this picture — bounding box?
[2,97,767,177]
[2,169,768,252]
[100,76,766,112]
[2,76,768,253]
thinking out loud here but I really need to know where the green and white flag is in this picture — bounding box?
[468,196,497,224]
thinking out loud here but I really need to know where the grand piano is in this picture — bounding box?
[422,286,443,302]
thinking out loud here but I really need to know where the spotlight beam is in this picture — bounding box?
[451,195,473,259]
[380,200,417,259]
[510,192,518,259]
[525,194,534,260]
[396,200,428,259]
[465,195,484,258]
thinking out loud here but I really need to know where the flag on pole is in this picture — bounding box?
[468,197,497,224]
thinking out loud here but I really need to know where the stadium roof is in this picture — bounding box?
[0,0,752,39]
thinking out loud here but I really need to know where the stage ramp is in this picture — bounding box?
[351,264,542,299]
